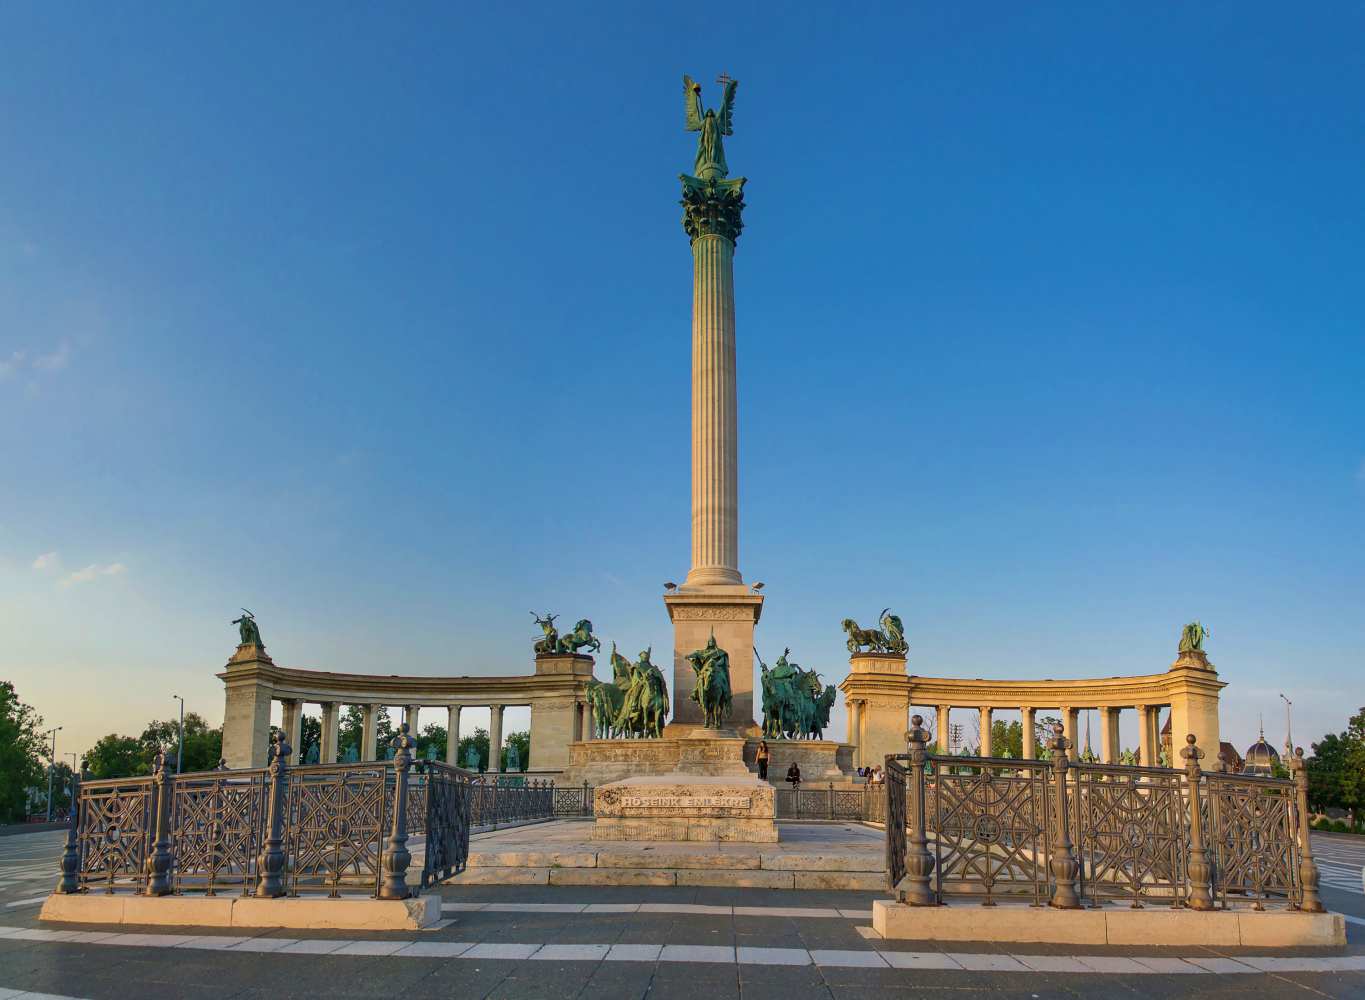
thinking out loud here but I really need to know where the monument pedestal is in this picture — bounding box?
[664,588,763,731]
[592,774,777,842]
[837,653,910,772]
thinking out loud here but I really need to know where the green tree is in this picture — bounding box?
[138,713,223,773]
[1307,708,1365,823]
[84,734,149,780]
[0,682,47,822]
[989,720,1024,759]
[416,723,447,762]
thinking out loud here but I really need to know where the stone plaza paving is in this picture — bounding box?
[3,829,1365,998]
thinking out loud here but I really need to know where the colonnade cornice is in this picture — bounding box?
[216,661,590,707]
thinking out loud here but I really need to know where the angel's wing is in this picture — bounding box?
[684,74,703,132]
[718,78,737,136]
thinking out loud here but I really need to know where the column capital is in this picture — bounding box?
[681,175,746,244]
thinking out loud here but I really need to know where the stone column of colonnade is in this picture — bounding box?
[935,706,950,754]
[489,704,505,774]
[446,706,461,765]
[320,702,339,763]
[685,233,741,588]
[1020,706,1036,758]
[978,707,993,757]
[280,700,303,760]
[360,705,378,760]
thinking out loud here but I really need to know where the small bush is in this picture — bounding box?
[1331,820,1350,833]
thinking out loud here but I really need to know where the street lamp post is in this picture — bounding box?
[1279,693,1294,761]
[43,727,62,822]
[172,695,185,774]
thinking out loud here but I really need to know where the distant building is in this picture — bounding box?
[1243,720,1281,777]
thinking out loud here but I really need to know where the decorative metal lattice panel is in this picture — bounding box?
[886,758,908,889]
[421,763,474,889]
[77,777,154,894]
[1206,772,1299,907]
[930,757,1053,905]
[170,771,267,896]
[285,764,389,897]
[1072,764,1185,906]
[553,784,594,817]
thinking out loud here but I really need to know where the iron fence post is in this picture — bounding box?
[58,767,81,894]
[1180,734,1215,911]
[896,718,938,905]
[1047,723,1081,909]
[828,782,834,821]
[255,731,291,898]
[145,750,174,896]
[1289,746,1325,913]
[583,780,590,817]
[380,724,414,899]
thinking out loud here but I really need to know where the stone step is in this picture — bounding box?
[454,866,886,891]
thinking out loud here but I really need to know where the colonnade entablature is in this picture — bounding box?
[840,649,1225,772]
[218,642,596,771]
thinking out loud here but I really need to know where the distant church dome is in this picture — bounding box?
[1243,718,1281,777]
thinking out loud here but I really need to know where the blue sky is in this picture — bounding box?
[2,3,1361,761]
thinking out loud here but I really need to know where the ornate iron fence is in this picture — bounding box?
[1073,762,1186,907]
[885,718,1326,913]
[58,725,491,900]
[170,769,268,896]
[420,762,475,890]
[929,757,1054,905]
[73,775,156,894]
[553,781,594,817]
[774,783,883,822]
[468,778,556,829]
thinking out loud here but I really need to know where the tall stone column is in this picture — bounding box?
[320,702,339,764]
[978,707,993,757]
[687,231,741,589]
[446,706,461,765]
[936,705,951,754]
[489,705,505,774]
[281,700,303,763]
[847,700,862,767]
[361,705,379,761]
[1100,707,1119,763]
[1021,706,1036,759]
[667,166,762,731]
[1062,706,1078,754]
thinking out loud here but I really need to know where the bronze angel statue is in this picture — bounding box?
[684,73,737,181]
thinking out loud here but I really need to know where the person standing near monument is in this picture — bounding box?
[756,740,770,780]
[786,761,801,788]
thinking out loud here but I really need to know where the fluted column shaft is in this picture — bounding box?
[686,233,742,587]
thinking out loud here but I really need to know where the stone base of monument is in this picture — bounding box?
[565,736,854,787]
[591,774,777,842]
[873,899,1345,947]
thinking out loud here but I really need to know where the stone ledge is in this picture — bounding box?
[873,901,1345,947]
[40,892,439,930]
[453,865,883,890]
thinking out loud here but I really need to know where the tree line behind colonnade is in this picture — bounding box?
[287,707,531,771]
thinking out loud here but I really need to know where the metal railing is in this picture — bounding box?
[886,716,1325,912]
[774,784,886,823]
[55,726,518,899]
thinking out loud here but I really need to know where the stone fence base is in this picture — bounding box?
[873,900,1345,947]
[40,893,439,930]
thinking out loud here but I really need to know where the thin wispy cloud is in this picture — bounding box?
[32,341,71,372]
[0,352,24,378]
[31,551,60,571]
[59,562,127,587]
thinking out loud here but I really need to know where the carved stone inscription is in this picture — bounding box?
[621,796,750,810]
